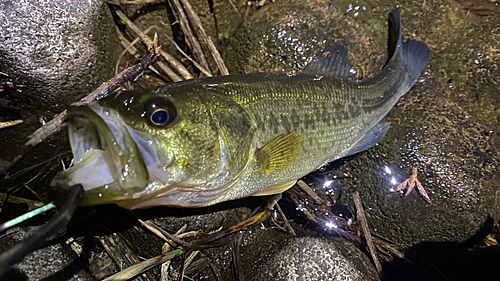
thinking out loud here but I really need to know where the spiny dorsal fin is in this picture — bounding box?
[299,45,354,79]
[341,120,390,158]
[257,132,303,175]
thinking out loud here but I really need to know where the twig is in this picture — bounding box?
[0,120,23,130]
[184,250,200,270]
[209,262,222,281]
[169,250,199,280]
[231,232,244,281]
[139,219,171,243]
[296,180,323,205]
[275,202,296,236]
[25,38,160,147]
[168,0,211,74]
[21,183,46,203]
[227,0,241,16]
[98,237,123,271]
[121,37,171,81]
[176,255,187,281]
[5,152,69,180]
[352,192,382,275]
[115,9,193,81]
[103,249,184,281]
[116,26,173,81]
[142,220,207,250]
[179,0,229,75]
[163,33,213,77]
[193,209,271,246]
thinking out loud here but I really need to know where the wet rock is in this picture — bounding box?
[0,0,120,166]
[333,0,500,246]
[0,226,93,280]
[224,0,386,77]
[185,223,379,280]
[1,0,119,106]
[240,231,380,281]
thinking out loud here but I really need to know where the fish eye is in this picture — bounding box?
[145,97,177,127]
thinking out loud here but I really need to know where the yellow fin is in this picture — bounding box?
[257,132,303,175]
[252,181,297,196]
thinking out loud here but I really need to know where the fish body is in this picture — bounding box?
[51,8,430,209]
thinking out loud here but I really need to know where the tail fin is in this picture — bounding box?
[402,39,430,89]
[387,8,430,90]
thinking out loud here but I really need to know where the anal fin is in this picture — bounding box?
[341,120,390,158]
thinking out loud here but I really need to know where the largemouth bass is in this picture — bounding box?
[52,8,430,209]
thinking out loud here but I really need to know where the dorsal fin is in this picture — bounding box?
[299,45,354,79]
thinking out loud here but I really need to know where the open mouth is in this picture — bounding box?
[52,103,150,195]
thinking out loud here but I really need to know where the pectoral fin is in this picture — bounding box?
[252,181,297,196]
[256,132,303,175]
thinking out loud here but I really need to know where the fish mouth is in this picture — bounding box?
[52,103,165,204]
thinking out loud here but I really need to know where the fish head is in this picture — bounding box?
[52,89,226,208]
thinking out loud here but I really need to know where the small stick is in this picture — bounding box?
[296,180,323,205]
[0,193,44,210]
[114,10,193,81]
[352,192,382,275]
[209,262,222,281]
[179,0,229,75]
[183,251,200,273]
[25,38,160,147]
[275,202,296,236]
[0,120,23,130]
[163,33,213,77]
[227,0,241,16]
[231,232,244,281]
[139,219,170,243]
[168,0,211,74]
[103,249,184,281]
[117,27,180,82]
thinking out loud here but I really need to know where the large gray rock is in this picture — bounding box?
[242,232,380,281]
[0,226,93,280]
[0,0,120,107]
[0,0,120,166]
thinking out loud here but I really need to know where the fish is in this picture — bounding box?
[51,8,430,209]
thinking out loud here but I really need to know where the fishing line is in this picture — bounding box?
[0,184,84,277]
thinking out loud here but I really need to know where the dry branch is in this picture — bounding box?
[179,0,229,75]
[116,26,172,81]
[114,10,193,81]
[353,192,382,275]
[163,33,213,77]
[168,0,211,74]
[0,120,23,130]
